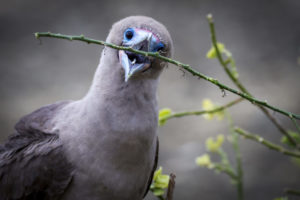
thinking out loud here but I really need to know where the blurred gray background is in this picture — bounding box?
[1,0,300,199]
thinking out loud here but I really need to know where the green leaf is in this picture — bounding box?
[231,69,239,79]
[281,130,300,148]
[195,154,212,167]
[159,119,167,126]
[228,58,239,79]
[206,42,225,59]
[159,108,172,118]
[202,99,225,121]
[205,134,225,152]
[153,188,165,196]
[206,42,239,79]
[153,167,162,181]
[150,166,170,197]
[158,108,172,126]
[154,174,170,188]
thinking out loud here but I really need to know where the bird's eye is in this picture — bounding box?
[124,28,134,40]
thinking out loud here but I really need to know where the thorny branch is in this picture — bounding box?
[206,14,300,149]
[34,32,300,121]
[234,127,300,158]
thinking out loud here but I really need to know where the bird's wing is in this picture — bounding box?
[14,101,70,134]
[143,137,159,198]
[0,101,74,200]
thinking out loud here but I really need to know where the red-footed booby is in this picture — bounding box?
[0,16,173,200]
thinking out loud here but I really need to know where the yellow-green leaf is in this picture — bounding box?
[153,167,169,189]
[206,134,224,153]
[158,108,172,126]
[153,188,165,196]
[150,166,170,197]
[206,43,225,59]
[154,174,170,188]
[202,99,215,120]
[195,154,212,167]
[202,99,215,110]
[153,166,162,181]
[202,99,225,121]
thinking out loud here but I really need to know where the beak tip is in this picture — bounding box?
[124,73,131,82]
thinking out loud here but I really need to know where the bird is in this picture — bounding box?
[0,16,173,200]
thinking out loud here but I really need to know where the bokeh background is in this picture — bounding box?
[1,0,300,199]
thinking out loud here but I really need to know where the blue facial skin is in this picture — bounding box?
[120,28,166,82]
[153,42,164,52]
[123,28,164,52]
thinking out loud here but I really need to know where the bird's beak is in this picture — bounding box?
[119,29,163,82]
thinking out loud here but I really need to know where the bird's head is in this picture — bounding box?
[106,16,173,82]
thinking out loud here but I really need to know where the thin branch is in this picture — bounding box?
[207,14,249,95]
[159,98,243,123]
[261,108,299,148]
[234,138,243,200]
[206,14,299,149]
[34,32,300,120]
[227,113,244,200]
[234,127,300,158]
[217,149,235,175]
[166,173,176,200]
[291,117,300,134]
[213,163,238,180]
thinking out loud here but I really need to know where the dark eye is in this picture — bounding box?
[124,28,134,40]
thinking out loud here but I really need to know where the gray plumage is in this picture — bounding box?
[0,102,74,200]
[0,16,173,200]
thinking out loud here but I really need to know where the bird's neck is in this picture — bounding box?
[57,49,159,180]
[80,48,159,133]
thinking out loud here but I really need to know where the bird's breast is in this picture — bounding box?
[57,99,158,200]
